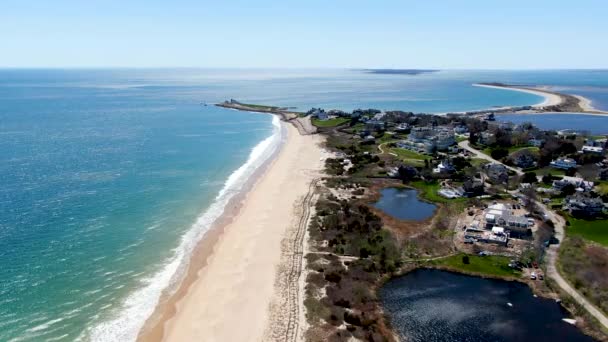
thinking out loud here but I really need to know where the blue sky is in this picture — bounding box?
[1,0,607,68]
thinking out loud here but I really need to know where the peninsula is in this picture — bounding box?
[473,83,608,115]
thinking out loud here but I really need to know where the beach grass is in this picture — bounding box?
[429,253,521,278]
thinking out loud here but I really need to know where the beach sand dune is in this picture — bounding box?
[146,122,324,342]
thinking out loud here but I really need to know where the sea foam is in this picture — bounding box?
[85,115,283,341]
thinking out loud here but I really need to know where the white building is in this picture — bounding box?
[581,145,604,154]
[484,203,531,233]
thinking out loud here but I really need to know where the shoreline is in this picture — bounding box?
[138,118,325,341]
[472,83,608,116]
[136,117,287,342]
[473,83,564,108]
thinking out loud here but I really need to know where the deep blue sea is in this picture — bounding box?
[1,69,608,341]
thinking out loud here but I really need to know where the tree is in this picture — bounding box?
[462,255,470,264]
[491,147,509,160]
[561,183,576,196]
[522,171,538,184]
[469,132,479,145]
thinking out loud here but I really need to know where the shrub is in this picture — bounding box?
[462,255,470,264]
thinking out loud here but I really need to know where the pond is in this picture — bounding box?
[373,187,437,221]
[380,269,595,342]
[495,113,608,135]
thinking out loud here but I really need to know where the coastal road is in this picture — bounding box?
[463,141,608,329]
[541,204,608,330]
[458,140,524,175]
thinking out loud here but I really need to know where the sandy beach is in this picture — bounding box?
[473,83,563,108]
[139,120,325,342]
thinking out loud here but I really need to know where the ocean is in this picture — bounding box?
[1,69,607,341]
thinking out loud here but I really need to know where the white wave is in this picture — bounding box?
[85,115,283,342]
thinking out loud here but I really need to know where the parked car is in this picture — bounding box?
[530,272,537,280]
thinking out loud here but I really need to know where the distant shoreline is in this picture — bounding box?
[472,83,608,116]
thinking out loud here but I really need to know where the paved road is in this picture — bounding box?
[540,203,608,329]
[458,140,524,175]
[462,141,608,329]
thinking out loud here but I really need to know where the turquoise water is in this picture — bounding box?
[1,69,608,341]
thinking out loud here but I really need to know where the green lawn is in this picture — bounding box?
[456,136,468,143]
[470,158,490,168]
[429,253,521,278]
[481,146,539,157]
[311,117,350,128]
[410,180,467,204]
[379,132,397,143]
[391,148,427,160]
[536,166,566,177]
[508,146,539,154]
[390,148,427,166]
[566,216,608,246]
[595,181,608,196]
[240,103,279,110]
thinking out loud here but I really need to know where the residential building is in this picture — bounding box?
[484,163,509,184]
[398,126,455,154]
[308,108,328,120]
[564,194,605,218]
[553,176,594,192]
[365,120,385,131]
[599,168,608,181]
[512,153,537,168]
[580,145,604,154]
[550,158,577,170]
[461,179,484,197]
[479,132,495,145]
[454,125,469,134]
[528,139,544,147]
[433,159,456,174]
[483,203,531,234]
[395,123,410,132]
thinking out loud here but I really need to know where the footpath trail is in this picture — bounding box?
[463,141,608,329]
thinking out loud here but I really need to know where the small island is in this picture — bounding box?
[362,69,439,75]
